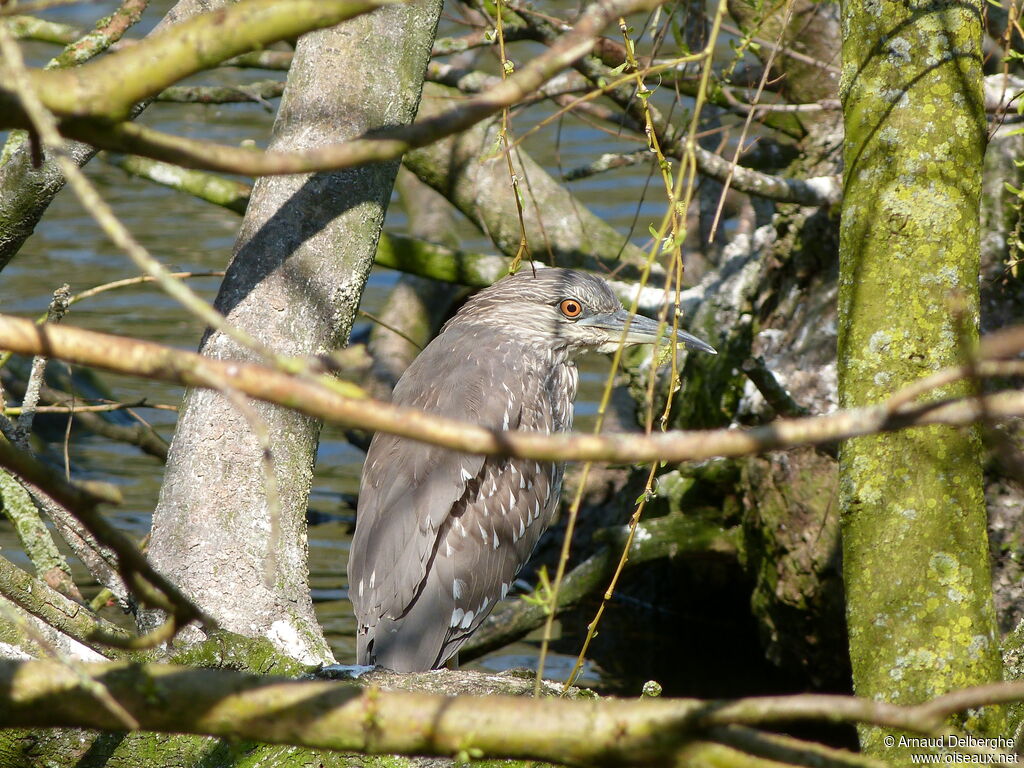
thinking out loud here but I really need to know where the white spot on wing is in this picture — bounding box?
[477,522,487,543]
[453,579,465,600]
[518,517,526,537]
[493,530,500,549]
[358,579,364,598]
[460,466,473,481]
[501,583,510,599]
[369,570,376,589]
[451,607,464,627]
[460,610,474,629]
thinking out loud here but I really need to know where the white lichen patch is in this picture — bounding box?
[633,525,653,543]
[886,36,912,63]
[867,330,893,355]
[268,619,321,664]
[0,641,31,660]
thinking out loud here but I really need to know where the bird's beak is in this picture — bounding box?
[577,309,718,355]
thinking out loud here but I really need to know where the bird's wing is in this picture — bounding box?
[427,445,562,667]
[349,326,557,669]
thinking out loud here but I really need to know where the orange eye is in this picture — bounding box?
[559,298,583,318]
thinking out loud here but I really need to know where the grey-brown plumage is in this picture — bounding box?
[348,268,716,672]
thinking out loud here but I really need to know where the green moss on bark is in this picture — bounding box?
[838,0,1005,757]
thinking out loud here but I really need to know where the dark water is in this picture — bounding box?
[1,0,726,687]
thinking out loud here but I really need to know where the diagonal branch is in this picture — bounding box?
[0,432,210,635]
[39,0,665,176]
[0,0,385,122]
[0,554,134,656]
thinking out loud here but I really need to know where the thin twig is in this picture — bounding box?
[14,284,70,446]
[708,0,794,242]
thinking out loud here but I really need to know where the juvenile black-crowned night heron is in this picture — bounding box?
[348,268,716,672]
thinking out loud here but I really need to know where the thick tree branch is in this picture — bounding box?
[31,0,664,176]
[0,0,384,122]
[0,659,1021,764]
[2,314,1024,466]
[0,554,133,656]
[0,469,80,600]
[687,142,841,205]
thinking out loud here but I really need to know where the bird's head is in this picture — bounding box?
[452,267,717,357]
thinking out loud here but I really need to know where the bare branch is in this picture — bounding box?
[43,0,666,176]
[0,431,209,633]
[48,0,147,70]
[6,15,81,46]
[3,314,1024,466]
[0,555,133,656]
[0,0,385,122]
[154,79,285,106]
[14,284,70,445]
[2,658,1023,764]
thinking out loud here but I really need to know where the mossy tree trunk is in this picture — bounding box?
[838,0,1004,757]
[144,0,442,661]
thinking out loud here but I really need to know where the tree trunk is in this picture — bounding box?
[838,0,1004,757]
[145,0,442,663]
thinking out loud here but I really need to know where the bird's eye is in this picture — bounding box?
[559,298,583,318]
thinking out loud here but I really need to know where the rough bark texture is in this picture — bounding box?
[145,0,442,663]
[739,448,847,689]
[838,0,1004,757]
